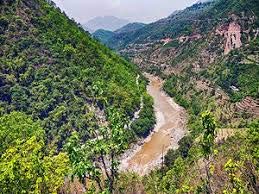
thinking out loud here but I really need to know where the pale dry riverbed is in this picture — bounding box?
[119,74,187,176]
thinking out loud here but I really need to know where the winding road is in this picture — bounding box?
[120,74,187,175]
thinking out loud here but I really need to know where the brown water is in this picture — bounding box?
[120,74,186,175]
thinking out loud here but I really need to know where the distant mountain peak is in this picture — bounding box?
[83,16,129,32]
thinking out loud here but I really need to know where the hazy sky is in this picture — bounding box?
[52,0,198,24]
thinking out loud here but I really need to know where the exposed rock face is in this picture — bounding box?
[178,34,202,43]
[160,38,173,45]
[224,22,242,55]
[216,21,243,55]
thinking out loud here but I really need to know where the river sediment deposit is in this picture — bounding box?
[120,74,187,175]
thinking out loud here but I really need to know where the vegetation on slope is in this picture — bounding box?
[131,93,156,137]
[206,43,259,102]
[0,0,258,193]
[93,22,147,49]
[105,1,215,49]
[0,112,70,193]
[92,29,115,45]
[105,0,259,51]
[114,23,146,34]
[115,118,259,193]
[0,0,155,192]
[0,0,144,148]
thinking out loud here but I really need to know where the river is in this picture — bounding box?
[120,74,187,175]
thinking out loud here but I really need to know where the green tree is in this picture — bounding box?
[63,44,76,58]
[0,112,70,194]
[223,159,246,194]
[65,131,102,192]
[66,108,128,193]
[0,112,42,154]
[160,157,185,193]
[244,120,259,193]
[201,111,216,194]
[247,120,259,163]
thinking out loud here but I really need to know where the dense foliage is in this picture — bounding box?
[207,43,259,102]
[131,94,156,137]
[0,112,70,193]
[0,0,145,149]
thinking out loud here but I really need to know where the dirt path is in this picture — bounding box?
[120,74,187,175]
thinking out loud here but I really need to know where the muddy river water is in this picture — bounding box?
[120,74,187,175]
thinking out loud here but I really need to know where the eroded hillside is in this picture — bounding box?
[117,0,259,126]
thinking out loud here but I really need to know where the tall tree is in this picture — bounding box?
[201,111,216,194]
[66,108,129,193]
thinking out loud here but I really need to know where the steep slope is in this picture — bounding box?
[83,16,129,32]
[107,1,215,50]
[0,0,158,192]
[117,0,259,124]
[92,29,115,45]
[0,0,145,149]
[1,0,258,193]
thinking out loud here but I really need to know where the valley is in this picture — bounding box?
[120,74,186,175]
[0,0,258,193]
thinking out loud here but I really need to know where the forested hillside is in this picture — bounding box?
[93,29,115,45]
[111,0,259,125]
[0,0,154,193]
[93,22,147,49]
[0,0,147,146]
[101,1,215,50]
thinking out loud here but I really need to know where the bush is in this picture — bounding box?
[0,35,6,44]
[131,94,156,138]
[0,17,9,33]
[178,135,193,158]
[165,149,180,167]
[164,135,193,167]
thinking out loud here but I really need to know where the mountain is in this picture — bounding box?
[109,0,259,50]
[114,22,146,34]
[104,1,215,50]
[83,16,129,32]
[92,29,115,45]
[115,0,259,124]
[93,22,147,48]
